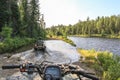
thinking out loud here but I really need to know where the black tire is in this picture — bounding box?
[34,48,37,51]
[42,48,45,52]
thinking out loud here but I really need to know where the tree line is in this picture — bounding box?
[46,15,120,37]
[0,0,45,53]
[0,0,45,38]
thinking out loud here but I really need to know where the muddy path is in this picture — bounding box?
[0,40,80,80]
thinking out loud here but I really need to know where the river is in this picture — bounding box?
[69,37,120,55]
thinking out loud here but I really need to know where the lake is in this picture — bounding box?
[69,37,120,55]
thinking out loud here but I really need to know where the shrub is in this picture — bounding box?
[77,49,120,80]
[97,52,120,80]
[1,25,12,38]
[97,52,114,71]
[0,37,35,53]
[103,63,120,80]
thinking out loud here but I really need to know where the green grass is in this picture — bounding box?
[77,48,120,80]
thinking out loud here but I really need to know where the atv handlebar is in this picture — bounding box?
[2,65,20,69]
[2,62,99,80]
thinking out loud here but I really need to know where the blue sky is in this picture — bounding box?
[40,0,120,27]
[76,0,120,18]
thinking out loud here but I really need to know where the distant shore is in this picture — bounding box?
[69,34,120,39]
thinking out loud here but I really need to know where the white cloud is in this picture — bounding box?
[40,0,81,27]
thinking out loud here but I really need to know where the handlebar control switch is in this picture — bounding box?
[20,64,26,72]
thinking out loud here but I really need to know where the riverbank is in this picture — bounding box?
[77,48,120,80]
[70,34,120,39]
[47,36,76,46]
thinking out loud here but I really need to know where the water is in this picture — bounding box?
[1,40,80,80]
[69,37,120,55]
[45,40,80,63]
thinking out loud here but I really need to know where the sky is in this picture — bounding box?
[40,0,120,27]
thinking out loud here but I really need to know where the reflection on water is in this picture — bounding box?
[69,37,120,55]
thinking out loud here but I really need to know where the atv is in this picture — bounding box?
[34,40,46,51]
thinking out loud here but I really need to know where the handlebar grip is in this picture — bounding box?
[70,70,99,80]
[2,65,20,69]
[82,73,99,80]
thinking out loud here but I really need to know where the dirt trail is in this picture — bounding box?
[0,40,80,80]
